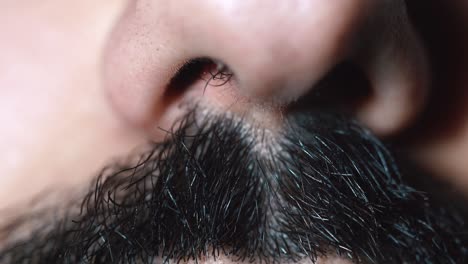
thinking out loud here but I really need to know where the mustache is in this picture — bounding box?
[1,106,467,263]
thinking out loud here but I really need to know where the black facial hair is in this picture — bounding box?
[0,106,467,264]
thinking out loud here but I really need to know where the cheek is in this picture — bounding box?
[0,0,143,210]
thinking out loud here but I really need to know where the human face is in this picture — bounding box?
[0,1,467,263]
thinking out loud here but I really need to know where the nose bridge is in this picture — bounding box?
[180,0,368,100]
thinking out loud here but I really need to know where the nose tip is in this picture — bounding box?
[179,0,370,102]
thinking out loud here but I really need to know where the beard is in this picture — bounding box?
[0,105,467,264]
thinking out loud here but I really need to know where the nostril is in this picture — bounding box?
[164,57,234,101]
[288,61,372,114]
[165,58,214,99]
[150,57,236,135]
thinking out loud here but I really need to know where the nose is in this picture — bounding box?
[104,0,427,137]
[170,0,370,102]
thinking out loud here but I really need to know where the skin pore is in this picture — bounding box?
[0,0,468,263]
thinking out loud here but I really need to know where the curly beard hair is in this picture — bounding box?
[1,106,467,264]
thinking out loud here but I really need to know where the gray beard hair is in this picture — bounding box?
[1,106,467,264]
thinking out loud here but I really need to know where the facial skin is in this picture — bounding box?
[0,0,467,263]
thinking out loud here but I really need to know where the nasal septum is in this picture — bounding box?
[103,0,428,139]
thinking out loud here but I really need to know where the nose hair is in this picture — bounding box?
[175,0,369,102]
